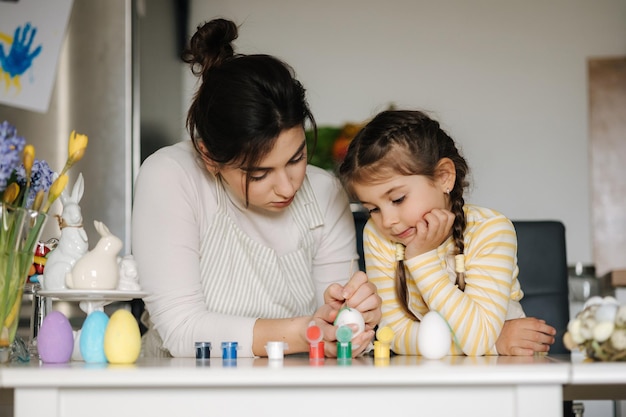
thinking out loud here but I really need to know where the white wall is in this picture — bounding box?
[186,0,626,266]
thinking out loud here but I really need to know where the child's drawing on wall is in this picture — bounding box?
[0,23,42,93]
[0,0,73,113]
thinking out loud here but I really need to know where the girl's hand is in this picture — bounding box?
[404,208,455,259]
[496,317,556,355]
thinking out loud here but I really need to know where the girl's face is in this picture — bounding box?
[353,169,451,245]
[217,126,308,212]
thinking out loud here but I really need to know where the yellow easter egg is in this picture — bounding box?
[104,309,141,364]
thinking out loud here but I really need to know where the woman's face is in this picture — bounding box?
[218,126,308,212]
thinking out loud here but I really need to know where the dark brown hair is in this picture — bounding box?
[182,18,316,204]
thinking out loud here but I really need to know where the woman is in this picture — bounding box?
[132,18,381,358]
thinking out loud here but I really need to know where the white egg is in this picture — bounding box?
[418,311,451,360]
[334,307,365,338]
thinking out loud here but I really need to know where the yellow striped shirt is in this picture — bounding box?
[364,204,524,356]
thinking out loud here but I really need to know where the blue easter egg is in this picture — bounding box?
[38,311,74,363]
[80,311,109,363]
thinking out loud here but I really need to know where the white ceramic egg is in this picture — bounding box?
[38,311,74,363]
[417,311,452,360]
[80,310,109,363]
[334,307,365,338]
[104,309,142,364]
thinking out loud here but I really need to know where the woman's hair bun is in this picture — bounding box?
[182,18,239,77]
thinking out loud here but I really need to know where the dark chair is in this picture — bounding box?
[512,220,570,355]
[352,205,369,272]
[510,221,575,417]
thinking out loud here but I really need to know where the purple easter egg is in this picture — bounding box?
[38,311,74,363]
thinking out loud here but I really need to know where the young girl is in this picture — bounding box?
[338,110,554,356]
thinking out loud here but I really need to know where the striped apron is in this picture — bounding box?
[142,174,325,356]
[199,175,325,318]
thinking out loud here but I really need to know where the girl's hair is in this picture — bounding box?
[182,18,316,204]
[338,110,469,320]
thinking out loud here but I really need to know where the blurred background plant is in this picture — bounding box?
[306,122,365,172]
[307,105,397,171]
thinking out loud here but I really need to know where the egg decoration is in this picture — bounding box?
[418,311,452,360]
[38,311,74,363]
[334,307,365,339]
[80,310,109,363]
[104,309,141,364]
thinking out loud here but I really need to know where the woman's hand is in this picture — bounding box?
[324,270,381,330]
[496,317,556,355]
[319,270,381,356]
[404,208,455,259]
[310,304,377,357]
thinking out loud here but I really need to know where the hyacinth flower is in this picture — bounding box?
[16,158,53,209]
[0,123,88,360]
[0,121,25,193]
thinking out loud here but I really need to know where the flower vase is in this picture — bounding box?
[0,203,47,363]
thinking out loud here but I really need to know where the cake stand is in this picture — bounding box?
[37,288,149,314]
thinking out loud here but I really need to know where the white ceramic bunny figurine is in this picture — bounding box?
[117,254,141,291]
[41,173,89,290]
[66,220,123,290]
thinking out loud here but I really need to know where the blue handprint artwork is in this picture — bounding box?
[0,0,73,112]
[0,22,43,93]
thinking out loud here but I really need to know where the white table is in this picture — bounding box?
[563,354,626,402]
[0,355,569,417]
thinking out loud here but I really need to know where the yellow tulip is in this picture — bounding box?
[2,183,20,204]
[32,190,45,211]
[41,174,68,213]
[60,131,88,176]
[71,132,88,159]
[23,145,35,178]
[69,130,88,156]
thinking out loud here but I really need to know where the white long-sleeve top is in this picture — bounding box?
[364,204,524,356]
[131,141,357,357]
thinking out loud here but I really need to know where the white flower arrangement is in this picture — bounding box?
[564,296,626,361]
